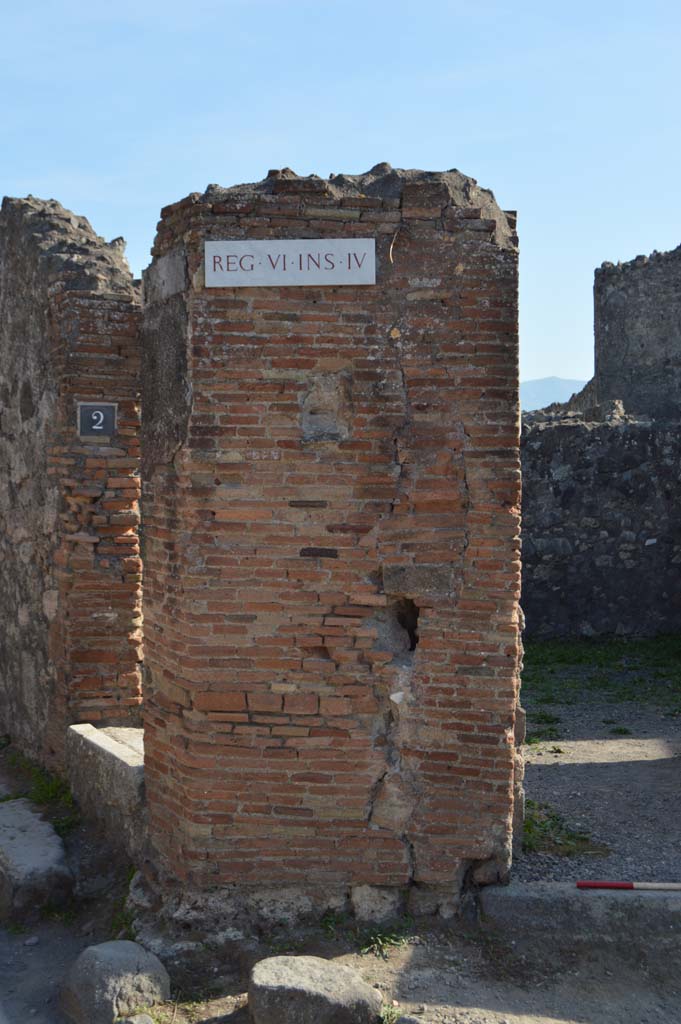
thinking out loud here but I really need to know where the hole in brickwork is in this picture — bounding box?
[393,597,419,651]
[308,645,332,660]
[369,597,420,663]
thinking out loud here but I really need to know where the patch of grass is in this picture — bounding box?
[320,908,347,940]
[524,638,621,670]
[379,1006,400,1024]
[319,908,414,960]
[3,749,80,834]
[522,799,609,857]
[522,729,561,745]
[525,708,563,745]
[522,636,681,713]
[356,919,412,960]
[6,750,75,808]
[609,726,632,736]
[29,768,73,807]
[525,726,561,745]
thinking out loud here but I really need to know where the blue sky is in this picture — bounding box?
[2,1,679,381]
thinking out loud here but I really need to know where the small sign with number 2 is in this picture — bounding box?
[78,403,117,438]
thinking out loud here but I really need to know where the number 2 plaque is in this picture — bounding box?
[77,402,117,439]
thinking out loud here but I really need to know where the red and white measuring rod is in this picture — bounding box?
[577,881,681,890]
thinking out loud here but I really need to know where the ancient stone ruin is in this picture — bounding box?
[141,167,522,908]
[0,198,143,767]
[0,167,523,917]
[595,247,681,420]
[522,244,681,637]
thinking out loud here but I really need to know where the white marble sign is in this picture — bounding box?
[205,239,375,288]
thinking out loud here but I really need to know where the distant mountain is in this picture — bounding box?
[520,376,588,411]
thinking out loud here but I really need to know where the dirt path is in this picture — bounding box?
[0,920,92,1023]
[517,637,681,885]
[7,917,674,1024]
[2,913,680,1024]
[516,702,681,882]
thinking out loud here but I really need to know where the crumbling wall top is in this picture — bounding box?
[0,196,136,297]
[597,242,681,279]
[152,163,517,254]
[593,238,681,420]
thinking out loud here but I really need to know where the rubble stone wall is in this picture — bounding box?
[521,413,681,637]
[141,165,522,904]
[594,246,681,420]
[0,198,143,765]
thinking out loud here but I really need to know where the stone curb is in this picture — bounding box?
[478,880,681,950]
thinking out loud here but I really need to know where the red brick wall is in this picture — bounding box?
[0,198,142,767]
[49,291,143,743]
[142,167,521,897]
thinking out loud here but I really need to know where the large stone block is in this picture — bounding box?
[60,940,170,1024]
[0,799,73,920]
[65,724,146,861]
[249,955,383,1024]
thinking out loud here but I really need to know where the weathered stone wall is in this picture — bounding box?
[522,240,681,638]
[141,165,522,908]
[522,410,681,637]
[594,246,681,419]
[0,198,143,765]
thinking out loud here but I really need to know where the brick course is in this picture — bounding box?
[141,165,522,898]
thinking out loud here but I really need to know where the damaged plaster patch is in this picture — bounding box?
[300,373,352,442]
[143,248,187,304]
[141,249,191,477]
[42,590,59,622]
[367,659,420,880]
[369,769,415,832]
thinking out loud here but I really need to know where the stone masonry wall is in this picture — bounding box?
[522,410,681,637]
[522,240,681,638]
[141,165,522,906]
[0,198,143,766]
[594,245,681,420]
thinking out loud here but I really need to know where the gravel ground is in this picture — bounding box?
[515,700,681,883]
[0,921,91,1023]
